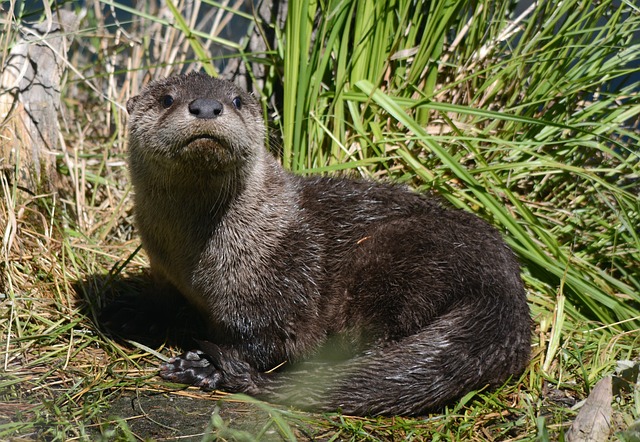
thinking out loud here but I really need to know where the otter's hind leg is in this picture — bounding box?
[312,214,532,414]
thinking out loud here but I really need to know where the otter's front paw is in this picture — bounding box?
[160,350,222,390]
[160,343,261,394]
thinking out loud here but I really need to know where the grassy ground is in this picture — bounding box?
[1,0,639,440]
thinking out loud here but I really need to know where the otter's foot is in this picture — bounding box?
[160,343,262,394]
[160,349,222,390]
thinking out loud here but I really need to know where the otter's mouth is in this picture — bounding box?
[182,134,226,150]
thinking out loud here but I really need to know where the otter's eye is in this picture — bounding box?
[232,96,242,110]
[161,95,175,109]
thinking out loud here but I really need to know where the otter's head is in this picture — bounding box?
[126,72,265,178]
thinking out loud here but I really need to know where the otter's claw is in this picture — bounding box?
[160,350,222,390]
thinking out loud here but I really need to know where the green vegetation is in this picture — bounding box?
[1,0,639,440]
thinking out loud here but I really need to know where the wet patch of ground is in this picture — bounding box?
[97,390,319,441]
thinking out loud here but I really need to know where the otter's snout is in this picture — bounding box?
[189,98,223,119]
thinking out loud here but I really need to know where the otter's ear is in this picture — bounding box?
[126,95,140,114]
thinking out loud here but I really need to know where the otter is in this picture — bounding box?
[124,72,531,416]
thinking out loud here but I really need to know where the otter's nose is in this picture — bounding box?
[189,98,223,119]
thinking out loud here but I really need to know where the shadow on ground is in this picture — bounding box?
[74,270,206,349]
